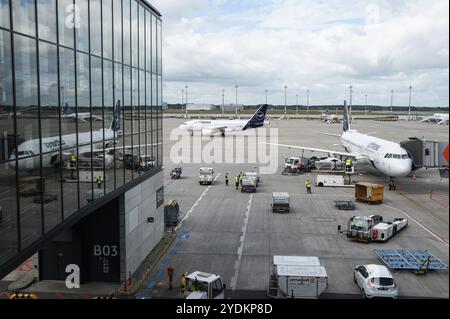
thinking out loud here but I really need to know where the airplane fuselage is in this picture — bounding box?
[341,130,413,178]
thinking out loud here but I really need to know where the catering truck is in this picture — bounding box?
[268,256,328,299]
[199,168,214,185]
[184,272,226,299]
[339,215,408,243]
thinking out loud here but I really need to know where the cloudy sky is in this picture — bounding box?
[150,0,449,107]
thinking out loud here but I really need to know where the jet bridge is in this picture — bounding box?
[401,138,449,177]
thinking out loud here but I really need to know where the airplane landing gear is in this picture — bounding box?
[389,177,397,191]
[221,132,226,138]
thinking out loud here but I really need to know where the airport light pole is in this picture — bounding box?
[235,85,239,118]
[222,89,225,117]
[284,85,288,118]
[296,94,299,116]
[365,94,368,115]
[391,89,394,113]
[306,89,310,119]
[349,85,353,117]
[408,86,413,121]
[182,88,185,118]
[185,85,188,118]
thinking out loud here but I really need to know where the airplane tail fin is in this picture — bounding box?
[343,100,350,132]
[111,100,122,133]
[243,104,268,130]
[63,103,73,115]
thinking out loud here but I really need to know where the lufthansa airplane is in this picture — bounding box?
[9,102,157,170]
[421,113,449,125]
[267,101,414,187]
[178,104,269,137]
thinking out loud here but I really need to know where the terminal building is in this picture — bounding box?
[0,0,164,284]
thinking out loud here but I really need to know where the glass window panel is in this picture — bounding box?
[113,0,122,63]
[0,0,9,28]
[0,162,18,264]
[37,0,57,42]
[152,15,156,72]
[76,0,89,52]
[157,19,162,75]
[90,0,101,56]
[104,105,115,194]
[18,156,43,248]
[145,11,151,71]
[77,52,90,109]
[0,30,13,109]
[102,0,112,60]
[139,4,145,69]
[39,42,58,108]
[123,0,131,65]
[91,56,102,108]
[12,0,36,36]
[131,0,138,67]
[114,63,124,188]
[61,147,79,218]
[103,60,113,107]
[58,0,75,48]
[59,47,76,110]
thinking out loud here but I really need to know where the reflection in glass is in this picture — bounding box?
[102,0,113,60]
[104,60,114,107]
[113,0,123,63]
[39,42,58,107]
[91,56,102,108]
[59,47,76,108]
[90,0,102,56]
[131,0,138,67]
[58,0,75,48]
[0,0,9,28]
[123,0,131,65]
[0,30,13,109]
[76,0,89,52]
[12,0,36,36]
[139,4,145,69]
[0,164,18,264]
[145,11,151,71]
[37,0,57,42]
[77,52,90,109]
[14,35,38,108]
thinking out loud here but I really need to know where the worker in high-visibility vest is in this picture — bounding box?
[306,180,312,194]
[345,159,353,172]
[225,173,230,186]
[70,155,77,179]
[239,172,244,186]
[97,176,104,189]
[180,273,187,295]
[235,176,240,190]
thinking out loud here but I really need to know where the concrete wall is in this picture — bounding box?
[120,171,165,280]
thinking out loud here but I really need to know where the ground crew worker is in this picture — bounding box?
[70,155,77,179]
[180,273,187,295]
[306,179,312,194]
[235,176,240,190]
[97,175,104,189]
[239,172,244,186]
[345,158,353,172]
[225,173,230,186]
[167,266,174,290]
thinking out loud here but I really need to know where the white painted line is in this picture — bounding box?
[383,204,449,247]
[230,194,253,291]
[175,173,222,231]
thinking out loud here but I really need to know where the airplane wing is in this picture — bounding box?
[317,132,341,138]
[264,142,362,159]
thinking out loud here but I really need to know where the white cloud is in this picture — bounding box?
[153,0,449,107]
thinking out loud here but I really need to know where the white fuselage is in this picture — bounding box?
[179,119,248,135]
[421,113,449,124]
[9,129,116,170]
[341,130,413,178]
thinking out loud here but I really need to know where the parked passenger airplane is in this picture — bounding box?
[9,101,156,170]
[178,104,269,136]
[63,103,103,123]
[420,113,449,125]
[267,101,414,188]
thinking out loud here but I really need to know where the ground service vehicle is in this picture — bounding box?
[355,183,384,204]
[199,168,214,185]
[340,215,408,243]
[185,272,226,299]
[241,178,257,193]
[269,256,328,299]
[272,193,290,213]
[170,167,183,179]
[353,264,398,299]
[245,172,260,186]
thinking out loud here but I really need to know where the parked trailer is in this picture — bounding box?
[268,256,328,299]
[339,215,408,243]
[272,193,290,213]
[355,183,384,204]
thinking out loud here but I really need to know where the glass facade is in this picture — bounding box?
[0,0,162,268]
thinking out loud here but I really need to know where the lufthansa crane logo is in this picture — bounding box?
[256,112,265,121]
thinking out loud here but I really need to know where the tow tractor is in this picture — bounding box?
[170,167,183,179]
[184,272,226,299]
[339,215,408,243]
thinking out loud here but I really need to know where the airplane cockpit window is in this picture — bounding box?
[393,154,401,159]
[385,154,393,159]
[401,154,411,159]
